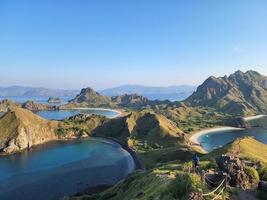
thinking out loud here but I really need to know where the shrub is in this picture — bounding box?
[57,127,65,136]
[245,166,260,182]
[167,172,204,199]
[260,166,267,181]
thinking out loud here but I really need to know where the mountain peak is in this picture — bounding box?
[185,70,267,116]
[66,87,113,108]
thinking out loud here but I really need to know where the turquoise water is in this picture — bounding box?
[35,109,118,120]
[198,128,267,152]
[0,138,135,200]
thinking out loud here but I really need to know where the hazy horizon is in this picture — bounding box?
[1,1,267,89]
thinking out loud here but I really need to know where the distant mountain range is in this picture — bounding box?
[0,86,79,97]
[185,70,267,116]
[0,85,196,101]
[99,85,196,101]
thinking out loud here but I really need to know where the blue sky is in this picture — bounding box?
[0,0,267,89]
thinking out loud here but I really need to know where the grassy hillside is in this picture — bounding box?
[91,110,185,152]
[57,114,108,138]
[68,161,210,200]
[154,102,231,133]
[207,137,267,164]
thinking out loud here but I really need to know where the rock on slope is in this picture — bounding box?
[0,107,59,154]
[186,70,267,116]
[0,99,21,112]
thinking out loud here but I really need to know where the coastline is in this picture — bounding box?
[94,136,144,170]
[244,114,267,121]
[189,126,244,153]
[189,114,267,153]
[69,107,123,118]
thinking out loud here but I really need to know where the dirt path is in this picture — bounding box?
[238,190,258,200]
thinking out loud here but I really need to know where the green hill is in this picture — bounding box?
[207,137,267,164]
[186,70,267,116]
[92,110,185,151]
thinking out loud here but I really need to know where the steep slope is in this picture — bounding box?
[92,110,185,150]
[62,87,114,108]
[186,70,267,116]
[0,107,59,154]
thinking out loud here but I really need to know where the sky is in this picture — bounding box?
[0,0,267,90]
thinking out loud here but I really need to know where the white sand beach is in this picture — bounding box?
[71,107,122,118]
[189,127,244,145]
[244,114,267,121]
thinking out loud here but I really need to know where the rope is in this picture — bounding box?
[204,174,224,185]
[202,179,225,197]
[211,187,225,200]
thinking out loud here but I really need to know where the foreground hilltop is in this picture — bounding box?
[69,137,267,200]
[186,70,267,116]
[0,107,59,153]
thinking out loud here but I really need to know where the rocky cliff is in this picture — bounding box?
[0,107,59,154]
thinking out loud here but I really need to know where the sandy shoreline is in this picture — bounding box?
[70,107,123,118]
[189,114,267,153]
[244,114,267,121]
[189,126,244,145]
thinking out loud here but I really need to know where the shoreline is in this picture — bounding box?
[94,136,144,170]
[189,126,244,153]
[67,107,123,118]
[244,114,267,121]
[189,114,267,153]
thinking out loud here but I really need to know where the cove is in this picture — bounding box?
[198,128,267,152]
[35,108,120,120]
[0,138,135,200]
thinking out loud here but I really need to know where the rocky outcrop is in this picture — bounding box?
[216,155,251,188]
[48,97,62,103]
[22,100,58,111]
[0,99,21,112]
[0,107,59,154]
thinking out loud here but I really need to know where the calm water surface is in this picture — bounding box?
[0,138,135,200]
[35,109,119,120]
[198,128,267,152]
